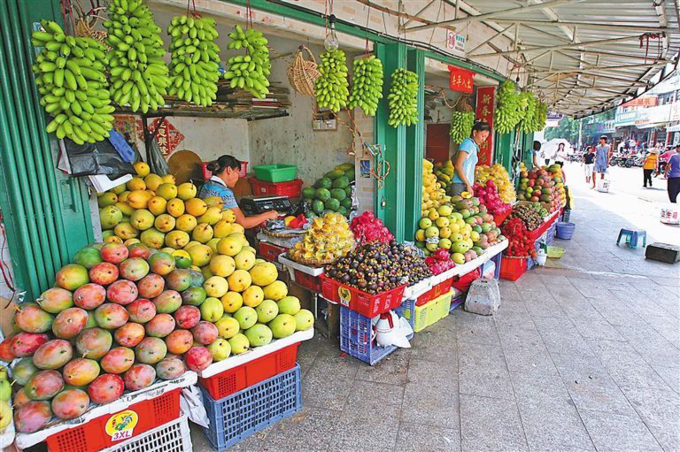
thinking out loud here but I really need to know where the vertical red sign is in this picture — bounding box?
[475,86,495,166]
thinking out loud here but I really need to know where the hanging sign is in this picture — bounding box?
[475,86,495,166]
[448,66,474,94]
[146,118,185,157]
[446,31,466,56]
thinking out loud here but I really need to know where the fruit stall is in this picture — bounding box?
[0,0,567,450]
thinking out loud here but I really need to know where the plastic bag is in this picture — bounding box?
[181,385,209,428]
[147,137,170,176]
[65,136,135,178]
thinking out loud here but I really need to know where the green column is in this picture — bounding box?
[404,48,425,240]
[522,132,535,168]
[495,130,515,173]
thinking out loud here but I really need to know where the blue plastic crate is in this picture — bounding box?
[201,364,302,451]
[394,298,415,331]
[449,295,465,312]
[545,222,557,245]
[340,306,412,366]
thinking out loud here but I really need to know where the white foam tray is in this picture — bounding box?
[198,328,314,379]
[15,371,198,449]
[278,255,325,277]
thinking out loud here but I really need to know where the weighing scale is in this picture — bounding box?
[239,195,295,216]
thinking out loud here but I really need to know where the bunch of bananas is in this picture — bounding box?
[31,21,115,144]
[315,49,349,112]
[348,55,383,116]
[450,111,475,144]
[518,92,537,134]
[387,68,419,127]
[225,25,271,99]
[104,0,170,113]
[534,101,548,132]
[494,81,521,135]
[167,15,221,106]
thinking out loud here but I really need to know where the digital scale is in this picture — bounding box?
[239,195,295,216]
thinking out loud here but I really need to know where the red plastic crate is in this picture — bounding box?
[499,256,527,281]
[199,343,300,400]
[248,178,303,198]
[45,388,181,452]
[320,275,406,317]
[452,268,481,293]
[258,242,288,263]
[416,277,454,306]
[294,269,322,293]
[492,210,511,227]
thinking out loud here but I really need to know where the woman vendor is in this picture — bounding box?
[200,155,278,228]
[451,121,491,196]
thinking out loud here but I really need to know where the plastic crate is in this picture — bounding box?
[340,306,411,365]
[293,269,322,293]
[399,290,454,333]
[416,277,453,306]
[252,164,298,183]
[452,268,481,293]
[320,275,406,318]
[201,365,302,451]
[545,222,557,245]
[248,178,303,198]
[46,388,181,452]
[492,210,511,227]
[199,343,300,400]
[499,256,527,281]
[449,294,466,313]
[102,413,192,452]
[258,241,288,263]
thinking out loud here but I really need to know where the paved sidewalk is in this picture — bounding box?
[191,163,679,451]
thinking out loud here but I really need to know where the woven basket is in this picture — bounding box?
[287,46,320,96]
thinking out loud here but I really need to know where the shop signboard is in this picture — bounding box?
[615,104,672,128]
[446,31,466,57]
[448,66,474,93]
[475,86,495,166]
[622,96,658,108]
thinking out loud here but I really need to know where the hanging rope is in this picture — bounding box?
[639,32,665,62]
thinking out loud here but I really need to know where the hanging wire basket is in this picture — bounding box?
[287,46,321,96]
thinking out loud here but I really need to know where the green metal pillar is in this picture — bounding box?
[404,48,425,240]
[495,130,515,173]
[522,132,535,168]
[0,0,94,300]
[374,43,408,241]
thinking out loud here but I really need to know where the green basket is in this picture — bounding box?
[252,164,298,183]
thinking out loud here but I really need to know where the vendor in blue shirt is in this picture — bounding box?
[200,155,278,229]
[451,121,491,196]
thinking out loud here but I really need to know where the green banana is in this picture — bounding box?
[314,48,349,112]
[450,111,475,144]
[387,68,419,127]
[348,55,383,117]
[225,25,271,99]
[495,81,523,135]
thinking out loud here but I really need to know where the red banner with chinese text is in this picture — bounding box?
[475,86,495,166]
[448,66,474,94]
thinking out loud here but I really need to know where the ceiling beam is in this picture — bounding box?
[405,0,585,32]
[467,23,515,55]
[558,48,672,62]
[470,35,643,58]
[401,0,437,29]
[529,62,668,75]
[491,18,676,33]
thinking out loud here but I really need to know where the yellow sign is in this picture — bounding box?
[105,410,139,442]
[338,286,351,307]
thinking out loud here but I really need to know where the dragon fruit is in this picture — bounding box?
[350,212,394,245]
[425,248,456,275]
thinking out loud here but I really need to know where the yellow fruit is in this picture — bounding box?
[215,315,240,338]
[154,214,176,233]
[144,174,163,191]
[166,231,190,249]
[118,191,131,203]
[127,177,146,191]
[130,209,155,231]
[221,209,237,223]
[217,237,243,257]
[111,183,127,195]
[249,262,278,287]
[166,198,186,218]
[204,196,225,209]
[172,249,191,259]
[156,183,178,201]
[242,286,264,308]
[185,198,208,217]
[104,235,123,244]
[114,222,138,240]
[234,250,256,271]
[147,196,167,216]
[284,216,296,227]
[175,214,197,232]
[204,276,229,298]
[177,183,198,201]
[161,174,176,184]
[187,244,213,267]
[124,238,141,246]
[213,220,236,238]
[210,255,236,278]
[229,223,245,235]
[133,162,151,177]
[98,192,117,207]
[115,202,135,217]
[198,207,222,225]
[127,190,153,209]
[415,229,426,241]
[184,241,202,250]
[207,238,221,253]
[160,247,176,255]
[221,292,243,313]
[227,269,252,293]
[192,223,214,243]
[263,281,288,301]
[227,233,249,247]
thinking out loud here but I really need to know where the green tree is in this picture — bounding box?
[545,116,579,142]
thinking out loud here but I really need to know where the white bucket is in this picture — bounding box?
[596,177,610,193]
[660,204,680,225]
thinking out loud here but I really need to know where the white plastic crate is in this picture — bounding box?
[101,413,192,452]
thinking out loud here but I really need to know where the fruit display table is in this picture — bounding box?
[451,240,508,278]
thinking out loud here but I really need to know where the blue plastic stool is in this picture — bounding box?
[617,228,647,249]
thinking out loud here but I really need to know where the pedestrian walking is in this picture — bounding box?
[665,145,680,203]
[642,148,658,188]
[582,146,595,184]
[593,136,610,189]
[554,143,567,167]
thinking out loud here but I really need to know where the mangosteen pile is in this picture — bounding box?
[325,240,432,294]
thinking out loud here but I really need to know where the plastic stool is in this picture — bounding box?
[617,229,647,249]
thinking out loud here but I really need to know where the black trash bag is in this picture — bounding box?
[147,137,170,176]
[65,137,135,178]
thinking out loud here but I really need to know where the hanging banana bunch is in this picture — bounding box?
[387,68,419,127]
[167,15,221,106]
[348,55,383,117]
[533,101,548,132]
[104,0,170,113]
[31,20,115,144]
[315,49,350,112]
[450,96,475,144]
[494,81,522,135]
[518,92,537,134]
[225,25,271,99]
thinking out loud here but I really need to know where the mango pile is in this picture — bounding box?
[434,160,455,193]
[422,159,449,215]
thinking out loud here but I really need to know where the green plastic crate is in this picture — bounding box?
[252,164,298,183]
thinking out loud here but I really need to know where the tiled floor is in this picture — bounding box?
[191,163,680,451]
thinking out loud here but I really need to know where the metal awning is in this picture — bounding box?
[397,0,680,118]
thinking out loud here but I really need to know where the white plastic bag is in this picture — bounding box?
[181,386,209,428]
